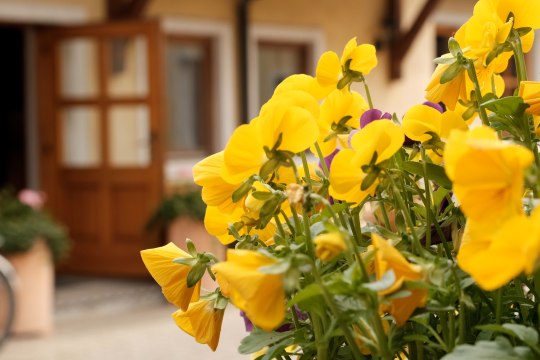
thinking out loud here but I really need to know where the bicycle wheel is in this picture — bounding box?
[0,256,15,348]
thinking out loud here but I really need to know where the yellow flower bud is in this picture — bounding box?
[314,232,346,262]
[285,183,304,206]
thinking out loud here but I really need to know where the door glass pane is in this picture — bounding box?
[107,36,148,97]
[166,41,208,152]
[108,105,150,167]
[62,107,101,167]
[59,38,99,98]
[258,42,307,108]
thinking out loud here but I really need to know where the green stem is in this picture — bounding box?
[448,310,456,351]
[386,173,424,256]
[420,148,433,249]
[370,300,393,360]
[312,313,328,360]
[403,172,453,260]
[300,151,314,189]
[314,142,330,177]
[458,298,466,345]
[360,74,374,109]
[273,214,287,239]
[510,30,528,84]
[509,30,540,178]
[495,288,503,324]
[465,59,490,126]
[311,262,366,360]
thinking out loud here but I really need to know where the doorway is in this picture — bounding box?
[0,27,26,191]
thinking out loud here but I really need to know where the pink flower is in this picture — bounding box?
[18,189,47,210]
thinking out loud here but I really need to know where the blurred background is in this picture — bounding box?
[0,0,534,359]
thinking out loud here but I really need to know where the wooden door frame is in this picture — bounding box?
[36,20,166,276]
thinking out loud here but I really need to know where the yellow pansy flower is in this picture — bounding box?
[314,232,347,262]
[444,126,533,223]
[341,37,377,74]
[140,243,201,311]
[402,104,468,163]
[313,89,368,157]
[212,250,285,331]
[519,81,540,115]
[193,151,241,213]
[484,0,540,52]
[372,234,427,326]
[329,120,404,204]
[172,298,225,351]
[222,91,319,184]
[458,208,540,291]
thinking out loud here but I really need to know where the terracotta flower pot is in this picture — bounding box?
[6,238,54,336]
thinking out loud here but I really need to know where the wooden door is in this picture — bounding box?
[37,21,164,276]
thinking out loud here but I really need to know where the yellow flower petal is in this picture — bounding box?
[141,243,201,311]
[444,126,533,223]
[316,51,341,88]
[222,122,267,184]
[212,250,285,331]
[372,234,426,326]
[193,151,241,213]
[172,299,225,351]
[402,105,442,143]
[314,232,347,262]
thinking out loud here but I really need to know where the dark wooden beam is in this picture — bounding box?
[107,0,151,20]
[237,0,252,124]
[387,0,441,79]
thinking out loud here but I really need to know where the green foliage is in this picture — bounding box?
[441,337,535,360]
[0,189,69,263]
[145,190,206,231]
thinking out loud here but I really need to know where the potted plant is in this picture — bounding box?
[0,188,69,335]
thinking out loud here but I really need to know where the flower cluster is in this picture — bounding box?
[142,0,540,358]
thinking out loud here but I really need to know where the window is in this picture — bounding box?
[257,41,309,107]
[165,36,212,155]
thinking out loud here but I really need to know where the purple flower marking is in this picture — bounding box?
[422,101,444,113]
[239,306,309,333]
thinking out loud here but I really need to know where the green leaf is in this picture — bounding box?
[186,238,197,256]
[238,329,295,354]
[441,337,534,360]
[516,27,532,37]
[448,37,462,57]
[361,168,380,191]
[287,283,323,307]
[173,257,198,267]
[232,177,255,203]
[434,55,456,65]
[259,260,290,274]
[362,269,396,292]
[503,324,538,344]
[251,191,273,201]
[482,96,528,116]
[402,161,452,189]
[186,262,206,287]
[476,324,538,345]
[440,61,464,84]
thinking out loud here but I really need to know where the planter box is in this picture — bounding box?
[6,239,54,336]
[167,216,225,290]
